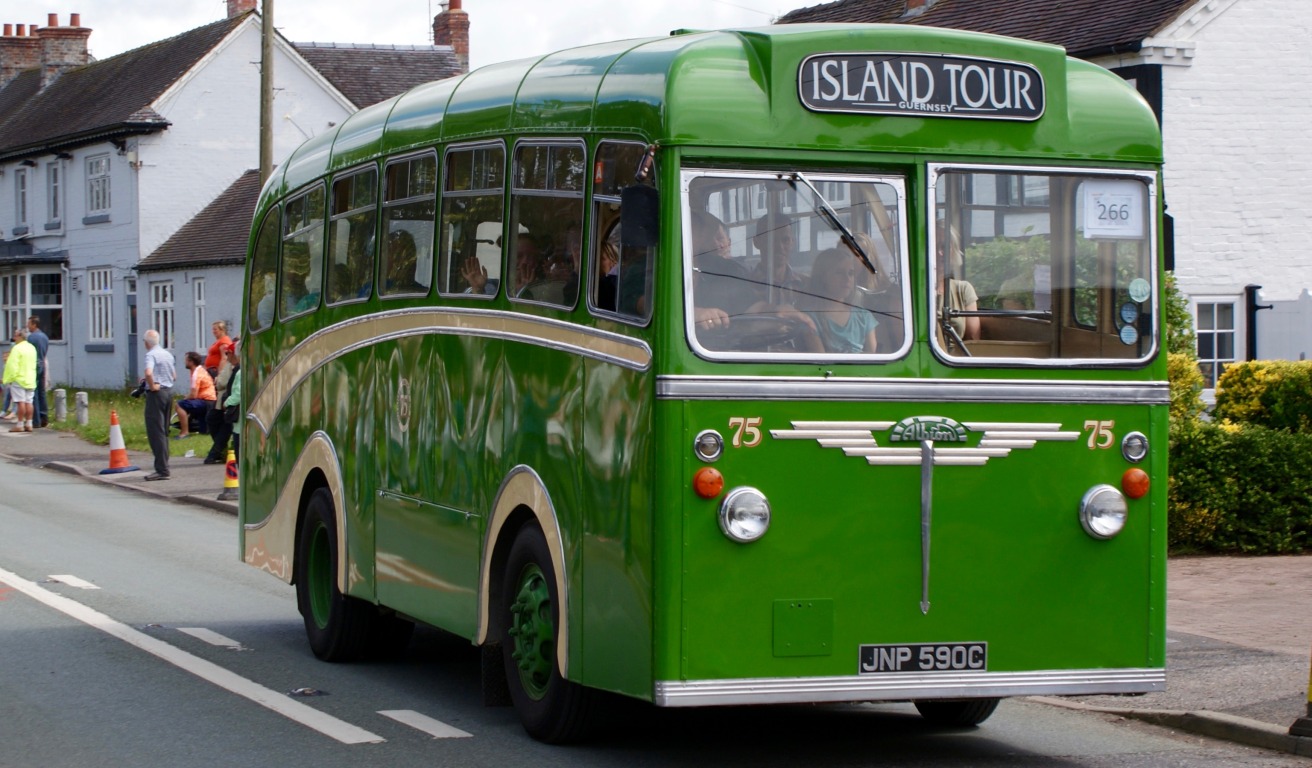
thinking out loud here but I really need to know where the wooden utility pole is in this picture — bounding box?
[259,0,274,183]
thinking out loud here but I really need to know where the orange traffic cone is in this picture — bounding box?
[217,448,239,501]
[99,410,140,475]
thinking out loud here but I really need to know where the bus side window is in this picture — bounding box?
[247,206,280,333]
[280,184,326,318]
[590,141,655,322]
[381,153,436,298]
[326,166,378,304]
[509,141,585,307]
[440,143,505,298]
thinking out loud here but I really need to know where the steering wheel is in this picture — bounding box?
[700,315,813,352]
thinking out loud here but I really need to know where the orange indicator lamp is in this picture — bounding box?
[1121,468,1150,500]
[693,467,724,499]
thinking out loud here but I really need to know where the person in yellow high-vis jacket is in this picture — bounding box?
[2,328,37,433]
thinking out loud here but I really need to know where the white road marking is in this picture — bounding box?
[177,627,244,649]
[379,709,473,739]
[48,574,99,589]
[0,565,384,745]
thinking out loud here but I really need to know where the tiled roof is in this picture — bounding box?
[0,15,248,159]
[777,0,1199,57]
[138,170,262,272]
[294,42,463,108]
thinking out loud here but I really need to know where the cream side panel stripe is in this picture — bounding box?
[249,309,651,437]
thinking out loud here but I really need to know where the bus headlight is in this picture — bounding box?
[1079,484,1128,540]
[719,487,770,543]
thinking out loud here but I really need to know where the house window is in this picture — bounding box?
[1,271,63,342]
[89,268,113,342]
[47,162,61,224]
[14,169,27,229]
[193,278,206,350]
[151,281,175,350]
[1196,301,1236,388]
[87,155,111,215]
[2,274,27,339]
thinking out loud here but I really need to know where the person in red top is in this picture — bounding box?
[204,320,233,377]
[174,351,217,438]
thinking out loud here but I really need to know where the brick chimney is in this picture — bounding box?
[37,13,91,90]
[432,0,469,73]
[0,23,42,89]
[902,0,940,17]
[227,0,257,19]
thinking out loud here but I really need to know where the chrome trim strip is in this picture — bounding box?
[653,667,1164,707]
[250,308,652,437]
[657,375,1169,404]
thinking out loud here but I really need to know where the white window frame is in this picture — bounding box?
[151,281,175,350]
[86,154,111,215]
[1192,295,1242,397]
[14,168,28,229]
[46,161,61,224]
[193,278,207,351]
[88,267,113,342]
[2,274,28,339]
[2,270,63,341]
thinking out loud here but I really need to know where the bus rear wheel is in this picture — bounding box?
[296,488,372,662]
[913,697,1001,726]
[499,523,595,743]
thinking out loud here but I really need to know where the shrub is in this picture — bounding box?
[1169,420,1312,553]
[1167,352,1205,424]
[1214,360,1312,433]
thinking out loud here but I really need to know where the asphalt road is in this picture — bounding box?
[0,462,1305,767]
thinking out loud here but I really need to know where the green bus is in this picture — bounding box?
[239,23,1166,742]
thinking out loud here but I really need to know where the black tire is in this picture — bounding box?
[913,697,1001,726]
[295,488,373,662]
[500,524,596,743]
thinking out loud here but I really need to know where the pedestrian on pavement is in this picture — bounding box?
[173,351,216,439]
[204,320,232,378]
[25,316,49,428]
[204,341,237,464]
[223,340,242,462]
[2,328,37,433]
[142,329,177,481]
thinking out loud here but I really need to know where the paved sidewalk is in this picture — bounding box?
[3,422,1312,755]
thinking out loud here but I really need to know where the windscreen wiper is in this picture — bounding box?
[783,172,878,277]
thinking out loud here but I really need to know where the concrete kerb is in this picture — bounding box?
[10,454,238,516]
[1033,697,1312,757]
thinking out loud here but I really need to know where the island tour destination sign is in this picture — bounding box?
[799,52,1045,121]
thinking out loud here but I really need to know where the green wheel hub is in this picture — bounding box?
[508,562,554,700]
[306,521,332,630]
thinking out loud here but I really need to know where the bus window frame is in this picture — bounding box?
[246,204,281,335]
[507,137,588,311]
[279,182,327,321]
[587,139,656,328]
[380,150,438,300]
[325,163,380,307]
[438,140,507,301]
[681,167,913,363]
[927,162,1159,368]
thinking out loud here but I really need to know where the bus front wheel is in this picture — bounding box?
[913,697,1001,726]
[499,524,595,743]
[295,488,372,662]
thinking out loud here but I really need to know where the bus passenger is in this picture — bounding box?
[751,214,806,304]
[596,241,619,311]
[804,248,878,354]
[460,255,498,295]
[512,237,545,297]
[690,211,749,329]
[384,230,423,293]
[936,222,980,344]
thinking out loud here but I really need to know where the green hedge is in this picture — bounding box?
[1168,420,1312,553]
[1214,359,1312,433]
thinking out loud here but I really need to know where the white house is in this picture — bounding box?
[779,0,1312,391]
[0,1,468,388]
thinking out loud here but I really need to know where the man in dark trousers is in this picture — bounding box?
[25,316,48,427]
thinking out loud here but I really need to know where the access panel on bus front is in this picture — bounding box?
[671,394,1162,692]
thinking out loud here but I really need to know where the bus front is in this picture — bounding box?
[651,31,1166,724]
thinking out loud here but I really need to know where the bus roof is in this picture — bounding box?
[262,23,1161,207]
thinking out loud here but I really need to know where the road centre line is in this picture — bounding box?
[0,564,384,745]
[178,627,245,649]
[378,710,473,739]
[48,574,99,589]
